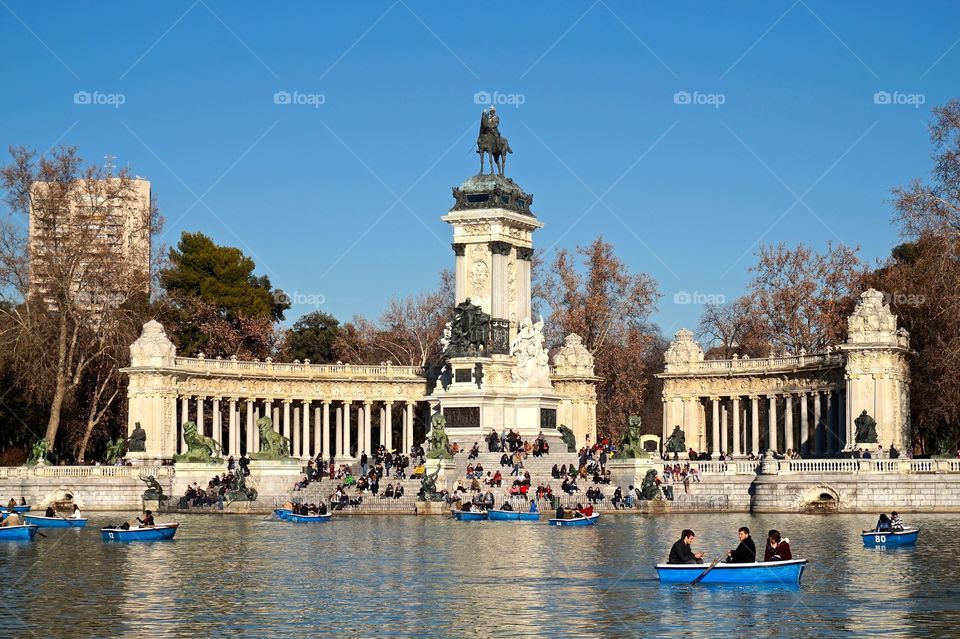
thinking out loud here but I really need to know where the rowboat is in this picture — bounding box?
[862,528,919,548]
[0,505,32,514]
[285,512,332,523]
[656,559,808,584]
[488,508,540,522]
[101,523,179,541]
[0,525,38,541]
[273,508,293,520]
[451,509,488,521]
[24,515,88,528]
[549,513,600,527]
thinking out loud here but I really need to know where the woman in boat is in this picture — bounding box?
[71,504,83,519]
[6,498,15,511]
[764,530,792,561]
[875,513,892,532]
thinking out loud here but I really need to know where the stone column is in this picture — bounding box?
[293,404,302,458]
[516,247,533,323]
[196,397,205,437]
[265,400,274,431]
[322,401,331,459]
[283,400,292,442]
[228,398,238,457]
[812,392,823,456]
[731,397,741,456]
[661,399,669,445]
[452,243,466,303]
[212,398,221,455]
[784,394,794,454]
[710,397,720,455]
[302,400,311,459]
[385,402,393,451]
[750,396,760,455]
[180,396,189,453]
[767,395,777,454]
[405,401,415,453]
[799,393,809,455]
[489,241,510,319]
[379,405,386,448]
[246,399,255,455]
[363,401,373,456]
[720,402,729,454]
[342,401,352,458]
[824,391,834,455]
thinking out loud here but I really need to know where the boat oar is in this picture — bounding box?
[690,557,722,584]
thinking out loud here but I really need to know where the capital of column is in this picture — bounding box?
[452,242,465,256]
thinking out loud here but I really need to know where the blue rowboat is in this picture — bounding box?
[273,508,293,520]
[549,513,600,527]
[488,509,540,522]
[23,515,87,528]
[656,559,808,584]
[862,528,919,548]
[0,505,32,514]
[0,525,38,541]
[101,523,178,542]
[451,509,488,521]
[286,512,332,523]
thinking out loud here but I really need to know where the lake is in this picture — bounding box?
[2,512,958,638]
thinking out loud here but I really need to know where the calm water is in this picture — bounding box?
[1,513,958,638]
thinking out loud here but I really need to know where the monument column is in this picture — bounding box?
[812,392,823,456]
[516,247,533,323]
[283,400,292,442]
[246,399,255,454]
[385,402,394,451]
[731,397,741,456]
[452,243,466,304]
[799,393,810,455]
[322,401,331,459]
[180,396,189,453]
[720,401,729,454]
[343,400,353,459]
[711,397,720,455]
[405,401,415,453]
[824,391,834,455]
[264,400,274,431]
[196,396,205,437]
[767,395,777,453]
[212,398,221,454]
[784,394,794,454]
[750,396,760,455]
[302,400,312,459]
[362,401,372,456]
[228,398,238,457]
[489,241,511,319]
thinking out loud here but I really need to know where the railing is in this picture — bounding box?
[672,352,845,374]
[0,465,175,479]
[646,458,960,475]
[172,357,426,379]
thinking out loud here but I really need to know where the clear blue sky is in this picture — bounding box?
[1,1,957,338]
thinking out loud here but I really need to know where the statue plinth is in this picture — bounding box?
[125,451,161,467]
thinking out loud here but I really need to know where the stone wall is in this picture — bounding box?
[0,466,174,511]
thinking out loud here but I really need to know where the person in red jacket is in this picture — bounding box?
[764,529,792,561]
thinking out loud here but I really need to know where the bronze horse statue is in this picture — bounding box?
[477,108,513,176]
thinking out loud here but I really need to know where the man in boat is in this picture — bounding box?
[44,505,56,518]
[137,510,155,527]
[668,529,704,564]
[726,526,757,563]
[764,529,792,561]
[501,501,513,511]
[890,511,905,530]
[576,503,593,518]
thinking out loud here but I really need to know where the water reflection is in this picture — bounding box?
[1,513,959,638]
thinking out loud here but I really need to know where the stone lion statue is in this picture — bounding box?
[25,438,50,466]
[639,469,660,500]
[665,425,686,454]
[173,420,221,463]
[253,416,290,460]
[619,415,645,458]
[558,425,577,452]
[426,413,452,460]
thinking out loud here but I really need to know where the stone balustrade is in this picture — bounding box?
[174,356,426,379]
[0,465,175,479]
[692,353,844,373]
[667,458,960,475]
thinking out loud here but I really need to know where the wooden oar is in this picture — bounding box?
[690,557,722,584]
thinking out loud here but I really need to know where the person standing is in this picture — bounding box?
[726,527,756,563]
[668,529,705,564]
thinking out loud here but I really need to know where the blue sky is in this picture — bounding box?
[1,1,957,338]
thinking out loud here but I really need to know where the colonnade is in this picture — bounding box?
[664,389,848,457]
[177,397,422,460]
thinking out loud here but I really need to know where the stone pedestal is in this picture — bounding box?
[125,452,164,467]
[170,462,226,498]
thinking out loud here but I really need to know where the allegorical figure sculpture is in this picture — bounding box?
[127,422,147,453]
[139,474,168,502]
[558,425,577,452]
[418,466,443,502]
[174,421,221,463]
[105,437,126,464]
[253,417,291,460]
[426,413,453,460]
[228,465,258,502]
[639,469,661,500]
[25,438,50,466]
[619,416,646,459]
[477,107,513,176]
[665,426,686,454]
[854,410,878,444]
[446,298,491,356]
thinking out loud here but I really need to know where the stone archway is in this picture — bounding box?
[800,484,840,513]
[39,486,81,510]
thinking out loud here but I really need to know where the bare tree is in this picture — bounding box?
[0,146,161,454]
